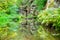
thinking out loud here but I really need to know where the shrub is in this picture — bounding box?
[0,0,22,40]
[38,8,60,33]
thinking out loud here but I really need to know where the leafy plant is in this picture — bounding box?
[38,8,60,33]
[0,0,22,40]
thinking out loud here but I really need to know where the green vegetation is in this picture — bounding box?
[0,0,60,40]
[0,0,22,40]
[38,8,60,33]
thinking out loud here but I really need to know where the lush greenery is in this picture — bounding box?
[0,0,22,40]
[0,0,60,40]
[38,8,60,33]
